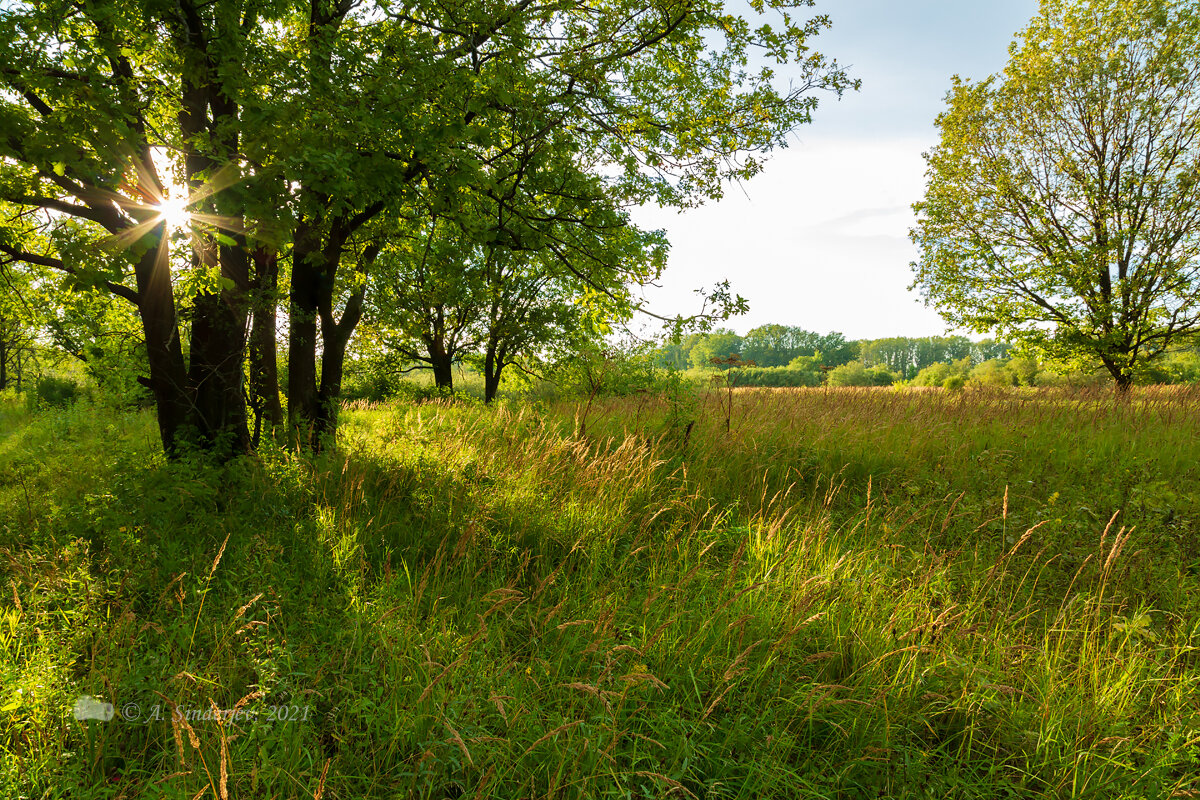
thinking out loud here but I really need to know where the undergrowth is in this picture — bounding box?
[2,386,1199,798]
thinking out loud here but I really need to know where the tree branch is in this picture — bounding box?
[0,242,139,305]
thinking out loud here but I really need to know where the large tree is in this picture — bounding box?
[0,0,294,455]
[912,0,1200,388]
[366,212,487,392]
[2,0,856,457]
[740,324,799,367]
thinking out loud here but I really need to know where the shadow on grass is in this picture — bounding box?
[3,394,1200,798]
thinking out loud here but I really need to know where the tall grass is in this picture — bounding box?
[2,387,1199,797]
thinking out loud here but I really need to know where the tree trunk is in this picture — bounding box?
[132,238,191,456]
[424,306,456,391]
[429,343,454,391]
[484,349,499,404]
[177,60,251,458]
[289,206,383,449]
[312,309,355,447]
[313,243,376,444]
[288,221,324,449]
[249,248,283,443]
[314,328,349,445]
[187,260,251,456]
[483,340,506,404]
[313,341,346,443]
[1102,357,1135,392]
[0,328,7,392]
[185,234,251,456]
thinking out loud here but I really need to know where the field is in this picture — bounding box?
[2,386,1200,798]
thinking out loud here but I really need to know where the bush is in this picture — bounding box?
[1008,356,1039,385]
[32,376,83,408]
[866,365,899,386]
[1165,350,1200,383]
[1134,350,1200,385]
[911,362,952,387]
[556,342,670,400]
[734,367,821,388]
[84,349,154,409]
[342,369,398,402]
[824,361,897,388]
[825,362,863,387]
[970,359,1016,388]
[912,356,971,387]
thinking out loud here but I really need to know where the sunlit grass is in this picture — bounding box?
[2,386,1200,797]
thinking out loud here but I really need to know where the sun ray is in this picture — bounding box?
[97,153,250,263]
[185,164,243,206]
[186,212,251,236]
[101,216,172,251]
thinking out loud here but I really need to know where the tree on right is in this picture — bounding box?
[911,0,1200,388]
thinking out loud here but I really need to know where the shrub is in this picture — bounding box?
[84,348,154,409]
[827,361,872,387]
[911,362,952,387]
[342,369,398,402]
[912,356,971,387]
[1165,350,1200,383]
[735,367,821,388]
[32,376,83,408]
[1133,350,1200,385]
[970,359,1016,388]
[866,365,899,386]
[1008,356,1039,386]
[557,342,669,400]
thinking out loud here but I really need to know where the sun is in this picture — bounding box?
[156,196,191,231]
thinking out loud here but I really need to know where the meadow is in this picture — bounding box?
[2,386,1200,798]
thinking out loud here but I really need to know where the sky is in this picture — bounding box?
[630,0,1041,340]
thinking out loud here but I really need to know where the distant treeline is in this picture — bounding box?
[656,326,860,371]
[655,327,1009,377]
[858,337,1010,380]
[655,325,1200,388]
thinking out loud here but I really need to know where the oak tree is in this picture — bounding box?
[2,0,856,456]
[913,0,1200,387]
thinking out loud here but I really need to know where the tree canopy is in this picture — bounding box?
[664,325,859,371]
[911,0,1200,388]
[740,324,856,367]
[0,0,857,456]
